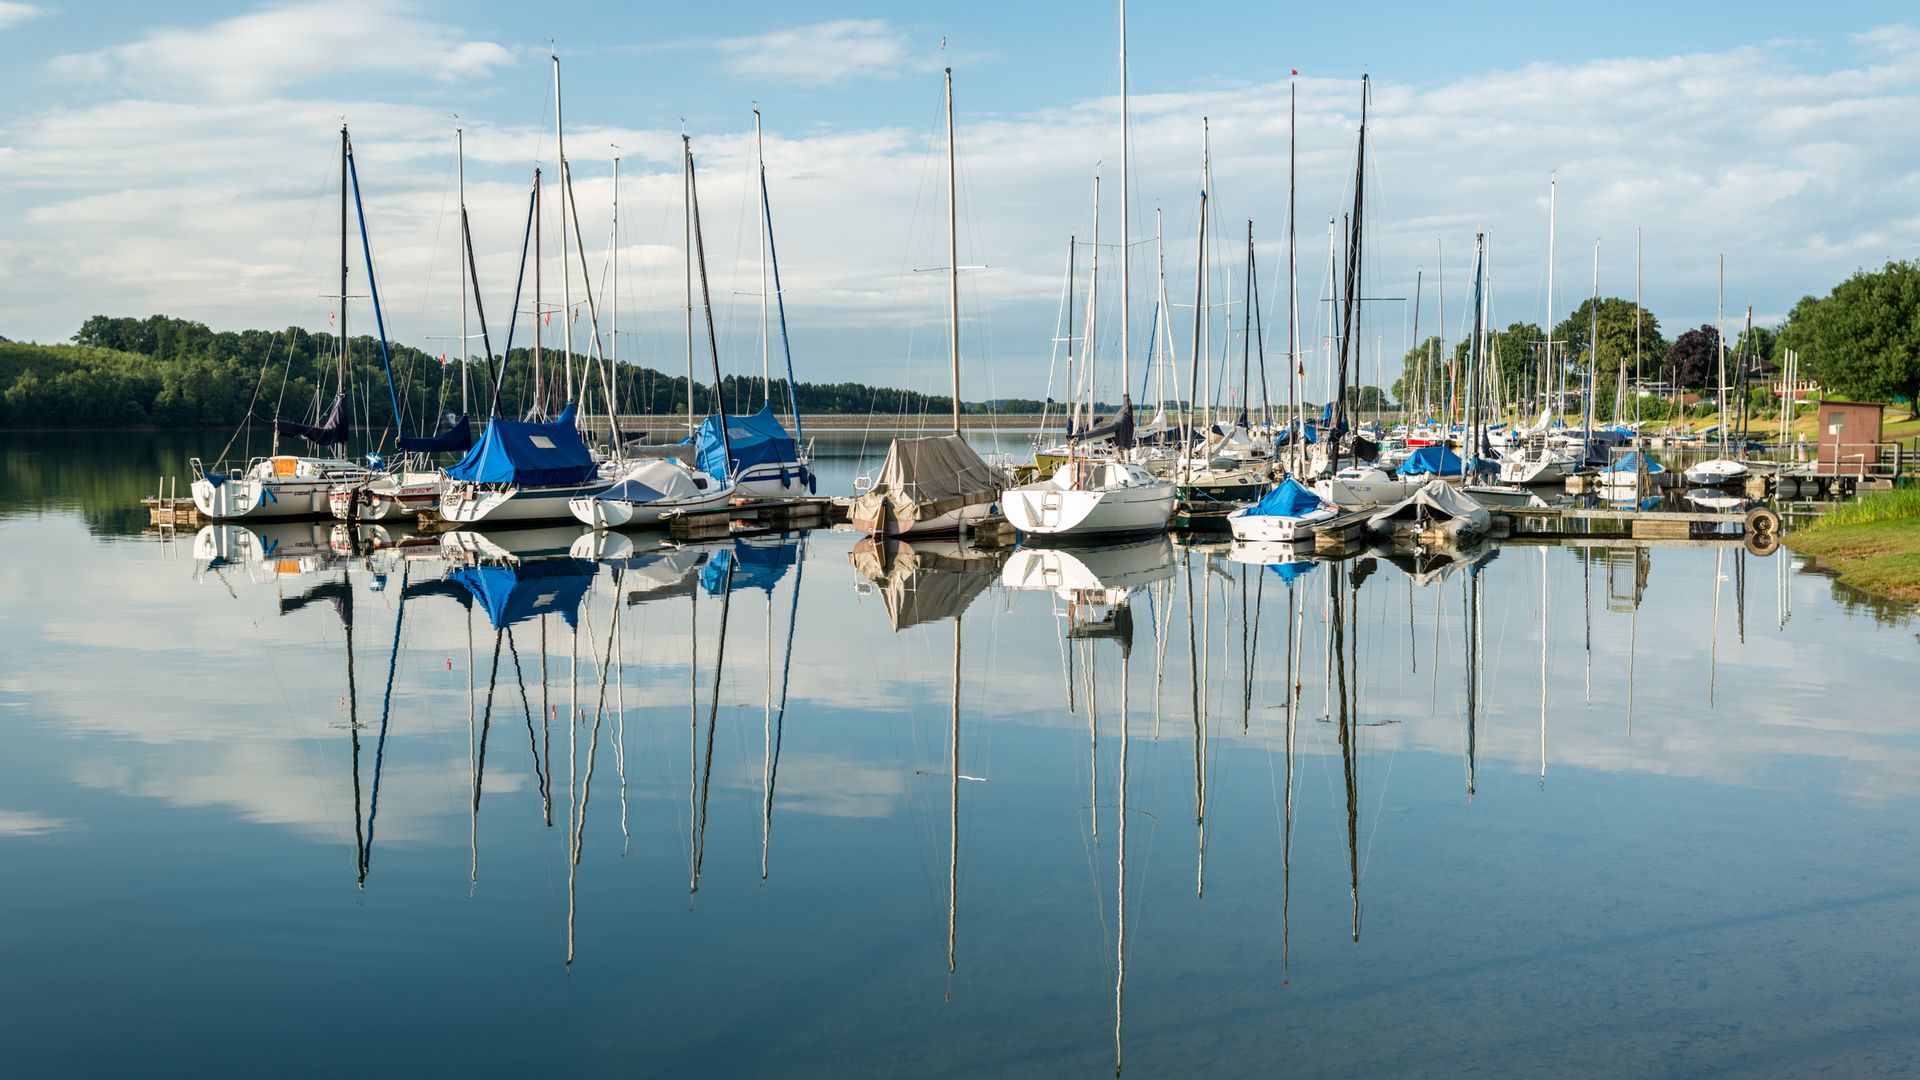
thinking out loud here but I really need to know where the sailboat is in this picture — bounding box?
[686,110,816,501]
[848,68,1005,538]
[190,125,370,520]
[1225,476,1337,542]
[1685,286,1752,488]
[573,135,741,529]
[440,59,616,526]
[999,1,1175,539]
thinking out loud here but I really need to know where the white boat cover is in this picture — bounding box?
[596,459,706,505]
[849,435,1002,533]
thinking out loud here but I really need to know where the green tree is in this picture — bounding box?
[1554,298,1668,389]
[1778,260,1920,418]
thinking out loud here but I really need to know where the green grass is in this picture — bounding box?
[1802,487,1920,530]
[1789,489,1920,604]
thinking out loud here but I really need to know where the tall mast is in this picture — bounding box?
[945,66,961,435]
[457,126,468,416]
[756,109,771,403]
[1088,168,1100,426]
[611,151,620,418]
[1720,251,1735,453]
[1332,77,1368,472]
[338,124,349,395]
[1586,240,1599,464]
[1287,77,1300,465]
[685,136,734,468]
[1435,238,1443,422]
[1118,0,1132,436]
[684,133,696,439]
[1241,220,1254,426]
[1546,175,1557,417]
[553,53,574,410]
[534,167,543,418]
[1633,226,1641,426]
[1066,234,1076,435]
[1201,118,1212,437]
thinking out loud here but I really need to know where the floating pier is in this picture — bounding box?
[143,476,199,529]
[667,497,839,541]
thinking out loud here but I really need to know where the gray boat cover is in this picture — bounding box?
[849,435,1002,534]
[1368,479,1492,534]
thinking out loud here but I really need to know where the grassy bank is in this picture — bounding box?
[1787,488,1920,604]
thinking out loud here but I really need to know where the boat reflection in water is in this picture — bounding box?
[144,503,1914,1076]
[851,536,1003,980]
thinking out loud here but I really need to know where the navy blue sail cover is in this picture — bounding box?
[398,413,474,453]
[444,403,596,486]
[276,391,350,446]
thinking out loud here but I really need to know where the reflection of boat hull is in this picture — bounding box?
[1000,536,1176,599]
[439,480,614,525]
[192,523,339,575]
[441,526,588,561]
[1226,539,1310,566]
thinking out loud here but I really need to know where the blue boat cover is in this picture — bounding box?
[1267,560,1317,585]
[693,404,802,483]
[399,413,474,453]
[1600,451,1666,475]
[1274,421,1318,446]
[444,403,596,486]
[1245,477,1323,518]
[449,557,595,629]
[1397,445,1465,477]
[700,538,799,595]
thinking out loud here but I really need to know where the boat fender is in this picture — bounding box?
[1743,506,1781,547]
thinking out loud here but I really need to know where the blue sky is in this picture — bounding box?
[3,1,1918,402]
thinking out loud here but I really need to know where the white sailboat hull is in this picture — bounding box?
[1001,482,1174,538]
[1683,459,1749,486]
[569,486,736,529]
[439,480,614,525]
[1313,475,1417,509]
[1225,503,1339,542]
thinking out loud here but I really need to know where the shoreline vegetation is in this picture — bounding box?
[1787,488,1920,606]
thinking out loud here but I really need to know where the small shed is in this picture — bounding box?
[1814,400,1884,475]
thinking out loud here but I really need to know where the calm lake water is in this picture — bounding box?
[1,431,1917,1078]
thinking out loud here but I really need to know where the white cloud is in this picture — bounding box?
[48,0,512,99]
[714,19,920,87]
[6,19,1920,394]
[0,2,45,30]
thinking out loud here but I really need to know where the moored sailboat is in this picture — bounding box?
[848,67,1004,537]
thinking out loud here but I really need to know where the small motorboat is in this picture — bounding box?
[1682,458,1749,487]
[1595,451,1667,493]
[1226,477,1340,543]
